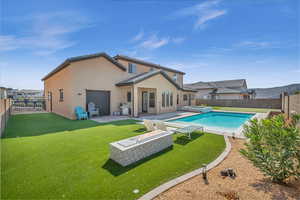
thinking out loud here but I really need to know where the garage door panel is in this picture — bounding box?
[86,90,110,116]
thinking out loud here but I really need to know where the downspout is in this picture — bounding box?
[287,95,290,119]
[131,85,134,117]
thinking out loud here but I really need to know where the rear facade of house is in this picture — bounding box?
[43,53,196,119]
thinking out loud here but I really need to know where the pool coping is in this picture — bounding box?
[137,136,232,200]
[163,110,263,139]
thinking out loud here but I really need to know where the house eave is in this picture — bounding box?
[42,52,126,81]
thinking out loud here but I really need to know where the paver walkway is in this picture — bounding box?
[155,138,300,200]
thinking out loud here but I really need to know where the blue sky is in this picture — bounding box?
[1,0,299,89]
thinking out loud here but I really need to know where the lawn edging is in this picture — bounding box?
[138,136,232,200]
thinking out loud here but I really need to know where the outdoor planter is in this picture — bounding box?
[109,130,173,166]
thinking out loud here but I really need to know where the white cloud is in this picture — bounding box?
[175,0,227,29]
[139,34,170,50]
[172,37,186,44]
[131,30,144,42]
[131,33,186,50]
[195,10,226,29]
[0,35,20,51]
[293,69,300,73]
[236,41,272,49]
[0,11,94,55]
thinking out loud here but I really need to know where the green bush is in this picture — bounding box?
[240,114,300,183]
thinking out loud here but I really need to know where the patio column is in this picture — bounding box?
[156,90,159,114]
[132,85,139,117]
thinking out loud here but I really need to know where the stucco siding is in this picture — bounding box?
[195,89,214,99]
[44,65,73,119]
[178,91,196,106]
[44,54,195,119]
[134,73,179,116]
[116,58,183,88]
[68,57,128,119]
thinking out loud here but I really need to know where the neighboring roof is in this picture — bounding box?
[42,52,126,81]
[210,87,251,94]
[116,70,181,89]
[212,88,243,94]
[185,79,247,90]
[114,54,186,75]
[181,87,198,92]
[19,89,43,93]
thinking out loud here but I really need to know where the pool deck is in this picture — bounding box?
[91,110,269,139]
[91,111,198,123]
[165,112,268,138]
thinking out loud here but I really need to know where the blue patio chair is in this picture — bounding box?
[75,106,88,120]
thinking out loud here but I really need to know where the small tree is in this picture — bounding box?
[294,91,300,95]
[240,114,300,183]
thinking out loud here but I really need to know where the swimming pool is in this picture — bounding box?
[169,111,255,131]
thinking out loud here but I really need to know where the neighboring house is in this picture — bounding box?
[185,79,255,100]
[6,89,43,99]
[42,52,197,119]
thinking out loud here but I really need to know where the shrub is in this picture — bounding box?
[240,114,300,183]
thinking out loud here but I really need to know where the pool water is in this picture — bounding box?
[170,111,254,130]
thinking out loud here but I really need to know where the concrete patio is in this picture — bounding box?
[90,111,199,123]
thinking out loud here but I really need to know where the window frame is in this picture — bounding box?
[183,94,188,101]
[173,74,178,81]
[162,92,165,107]
[47,91,51,101]
[149,92,155,108]
[128,63,137,73]
[127,91,131,102]
[59,89,64,102]
[166,92,169,107]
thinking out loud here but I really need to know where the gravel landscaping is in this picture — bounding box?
[155,138,300,200]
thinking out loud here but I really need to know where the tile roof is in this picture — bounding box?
[210,87,251,94]
[185,79,246,90]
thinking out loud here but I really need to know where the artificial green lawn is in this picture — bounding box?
[1,113,225,200]
[212,106,280,113]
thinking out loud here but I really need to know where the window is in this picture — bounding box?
[162,92,165,107]
[173,74,177,81]
[166,92,169,107]
[191,94,195,100]
[170,93,173,106]
[59,89,64,102]
[149,92,155,108]
[127,92,131,102]
[183,94,187,101]
[128,63,137,73]
[177,94,179,104]
[47,92,51,101]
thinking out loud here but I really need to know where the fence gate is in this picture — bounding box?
[12,98,46,113]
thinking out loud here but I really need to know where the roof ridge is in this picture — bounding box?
[116,70,184,89]
[42,52,127,81]
[114,54,185,75]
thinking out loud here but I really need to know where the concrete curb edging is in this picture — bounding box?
[137,136,232,200]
